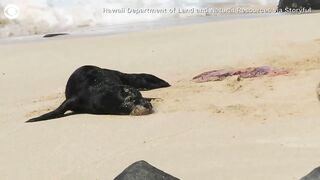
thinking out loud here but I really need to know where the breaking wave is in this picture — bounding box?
[0,0,278,38]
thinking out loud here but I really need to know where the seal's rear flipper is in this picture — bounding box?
[26,98,76,123]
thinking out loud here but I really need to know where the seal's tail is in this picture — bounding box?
[26,98,75,123]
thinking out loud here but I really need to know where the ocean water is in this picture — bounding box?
[0,0,278,38]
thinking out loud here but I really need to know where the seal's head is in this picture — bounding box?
[129,100,153,116]
[120,87,153,115]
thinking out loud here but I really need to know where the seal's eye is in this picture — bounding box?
[124,95,136,103]
[120,88,131,97]
[124,88,130,93]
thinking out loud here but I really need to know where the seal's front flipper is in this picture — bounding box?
[122,73,170,91]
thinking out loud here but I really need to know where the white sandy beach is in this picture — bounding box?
[0,13,320,179]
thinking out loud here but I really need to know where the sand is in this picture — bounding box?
[0,13,320,180]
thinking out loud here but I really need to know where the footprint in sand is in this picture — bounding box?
[208,104,256,116]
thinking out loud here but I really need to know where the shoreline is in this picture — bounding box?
[0,12,283,44]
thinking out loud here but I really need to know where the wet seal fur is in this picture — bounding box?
[27,65,170,123]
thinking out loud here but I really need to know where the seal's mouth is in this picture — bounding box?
[130,105,153,116]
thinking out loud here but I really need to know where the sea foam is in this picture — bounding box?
[0,0,278,38]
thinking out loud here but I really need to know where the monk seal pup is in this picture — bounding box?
[26,65,170,122]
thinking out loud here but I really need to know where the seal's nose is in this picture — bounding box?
[130,105,153,116]
[142,101,152,109]
[130,99,153,116]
